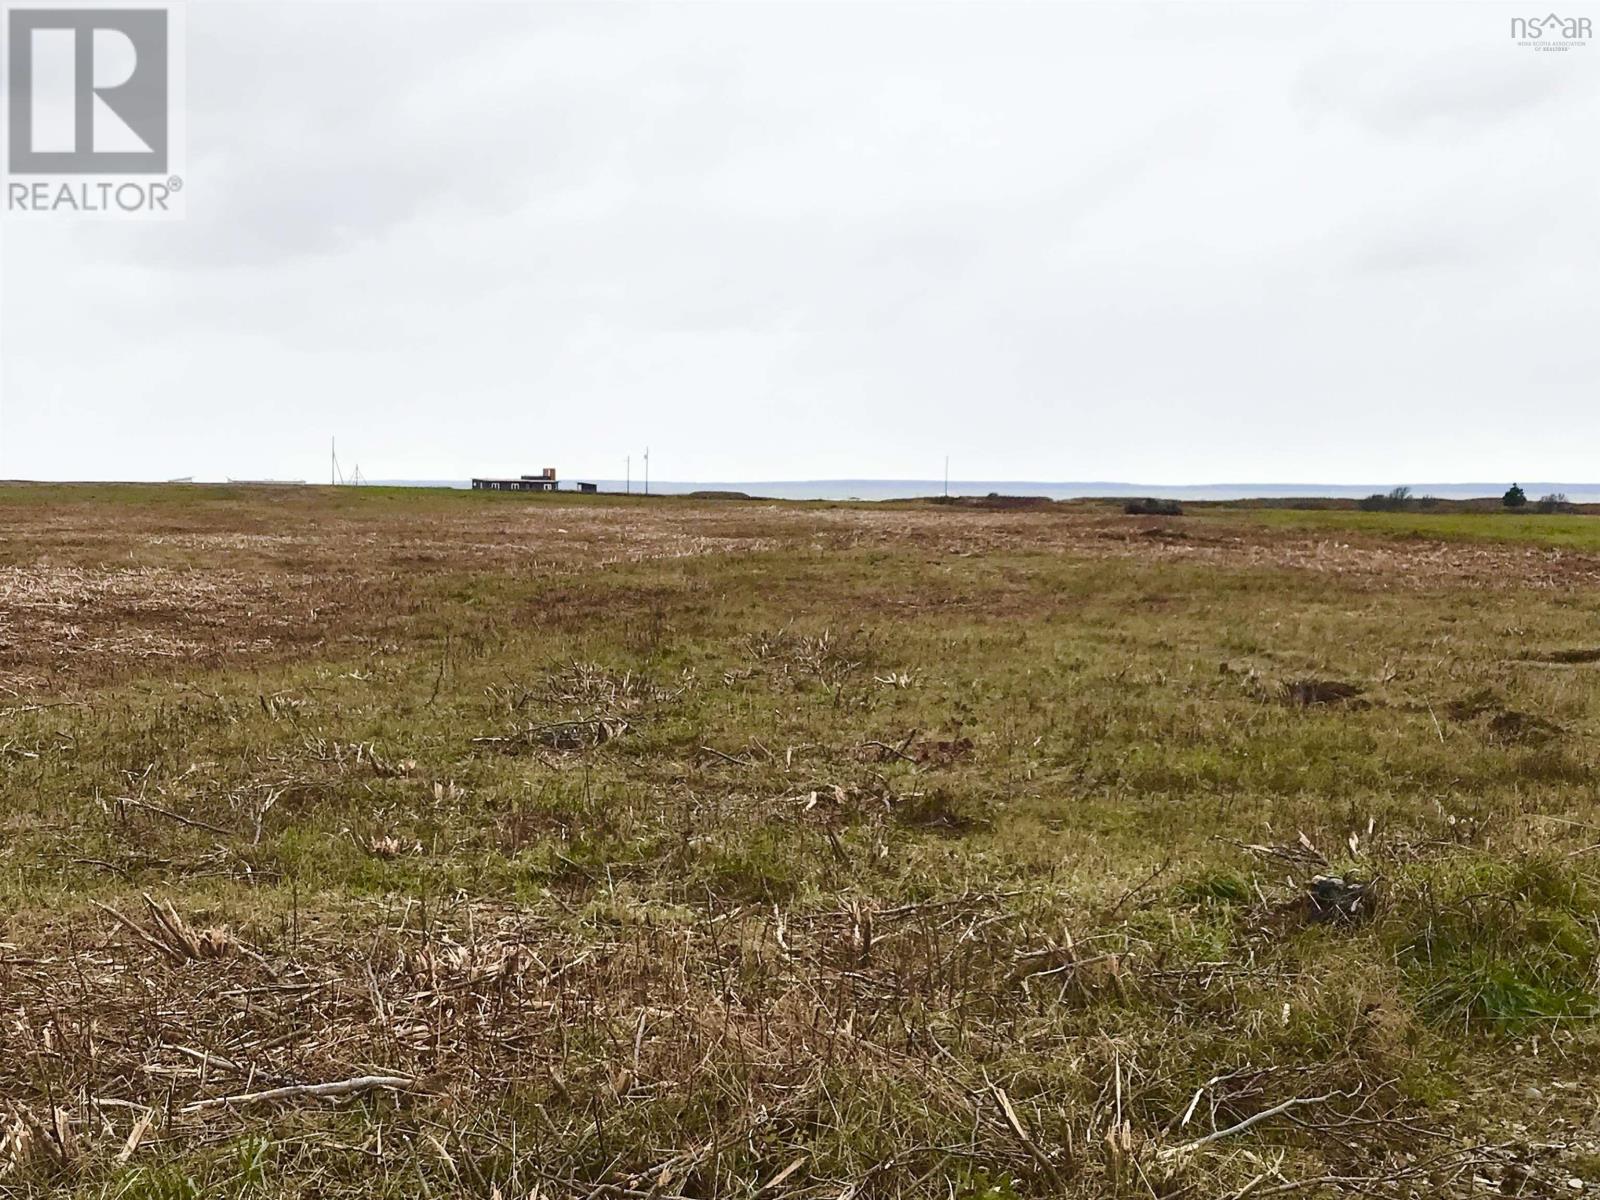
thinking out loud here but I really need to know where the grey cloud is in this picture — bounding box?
[3,2,1597,485]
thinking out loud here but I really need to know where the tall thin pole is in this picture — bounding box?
[331,438,337,486]
[644,447,650,496]
[626,456,631,495]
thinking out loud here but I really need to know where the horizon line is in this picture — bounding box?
[6,476,1591,493]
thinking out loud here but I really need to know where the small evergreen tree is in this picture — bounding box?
[1503,483,1527,509]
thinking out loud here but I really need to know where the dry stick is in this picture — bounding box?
[756,1155,807,1194]
[989,1083,1064,1185]
[1229,1171,1270,1199]
[428,633,451,705]
[90,900,182,962]
[471,718,622,745]
[1247,1141,1513,1197]
[115,1109,157,1165]
[181,1074,416,1112]
[170,1045,254,1079]
[145,895,201,957]
[118,797,237,837]
[859,739,917,764]
[1105,856,1174,917]
[1157,1091,1348,1161]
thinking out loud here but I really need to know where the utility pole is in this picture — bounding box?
[331,437,336,486]
[644,446,650,496]
[626,455,631,495]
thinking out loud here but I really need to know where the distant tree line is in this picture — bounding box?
[1503,484,1571,513]
[1358,486,1434,512]
[1360,484,1573,514]
[1123,498,1184,516]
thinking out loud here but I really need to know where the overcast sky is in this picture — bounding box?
[1,2,1596,484]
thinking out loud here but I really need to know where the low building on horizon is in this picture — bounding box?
[472,467,559,492]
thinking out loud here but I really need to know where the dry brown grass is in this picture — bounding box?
[7,485,1600,697]
[7,486,1600,1197]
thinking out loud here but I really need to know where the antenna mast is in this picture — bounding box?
[330,437,353,485]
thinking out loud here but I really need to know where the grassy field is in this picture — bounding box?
[1240,505,1600,551]
[6,485,1600,1198]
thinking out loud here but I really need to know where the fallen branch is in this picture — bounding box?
[989,1082,1065,1184]
[118,797,236,837]
[698,744,752,767]
[91,900,174,959]
[182,1074,416,1112]
[858,739,918,764]
[92,895,235,963]
[756,1154,807,1194]
[1104,856,1173,917]
[1158,1091,1350,1160]
[115,1109,157,1165]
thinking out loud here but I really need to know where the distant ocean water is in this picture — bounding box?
[370,480,1600,504]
